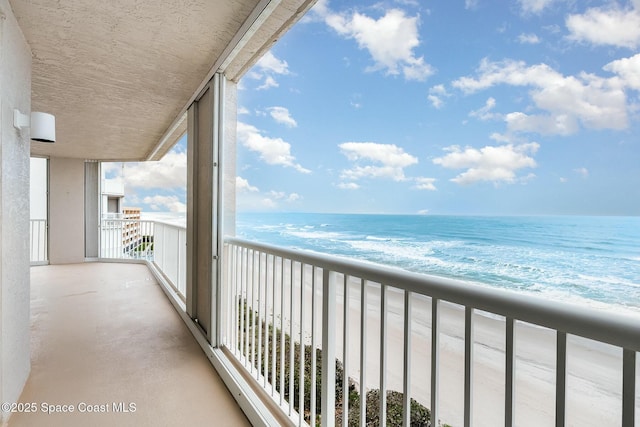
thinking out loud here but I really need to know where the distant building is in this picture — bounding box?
[122,208,142,251]
[102,175,125,219]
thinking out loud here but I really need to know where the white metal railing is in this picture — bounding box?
[99,219,187,299]
[30,219,48,265]
[223,237,639,427]
[100,219,155,260]
[153,221,187,298]
[102,212,124,219]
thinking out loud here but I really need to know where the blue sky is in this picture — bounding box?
[112,0,640,216]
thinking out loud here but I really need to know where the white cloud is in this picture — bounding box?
[518,33,541,44]
[306,0,330,22]
[417,209,430,215]
[256,51,290,75]
[258,191,302,209]
[123,150,186,189]
[249,51,290,90]
[257,76,279,91]
[489,132,513,143]
[452,58,630,135]
[237,122,310,173]
[518,0,556,15]
[566,6,640,49]
[318,7,434,81]
[101,162,122,177]
[337,182,360,190]
[574,167,589,178]
[604,53,640,90]
[453,58,559,93]
[287,193,301,202]
[238,106,250,115]
[237,187,301,211]
[428,95,444,109]
[142,195,186,213]
[428,84,450,108]
[339,142,418,181]
[465,0,479,10]
[268,106,298,127]
[469,97,500,121]
[433,143,539,185]
[504,112,579,136]
[236,176,259,192]
[413,177,437,191]
[267,190,301,202]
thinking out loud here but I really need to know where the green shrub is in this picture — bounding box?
[340,389,431,427]
[236,298,450,427]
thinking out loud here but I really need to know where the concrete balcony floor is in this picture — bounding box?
[9,263,250,427]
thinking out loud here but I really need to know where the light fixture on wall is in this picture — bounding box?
[13,109,56,143]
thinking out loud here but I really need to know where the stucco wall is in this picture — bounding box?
[0,0,32,422]
[48,157,85,264]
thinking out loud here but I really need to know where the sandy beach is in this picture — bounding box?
[334,278,638,427]
[235,262,639,427]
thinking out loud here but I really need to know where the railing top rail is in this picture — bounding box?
[101,218,153,221]
[225,236,640,352]
[151,220,186,230]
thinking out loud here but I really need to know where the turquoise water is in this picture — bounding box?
[237,213,640,317]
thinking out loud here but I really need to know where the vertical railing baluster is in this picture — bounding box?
[36,220,41,261]
[244,248,250,363]
[235,245,240,355]
[556,331,567,427]
[251,250,257,374]
[238,247,243,356]
[257,252,263,381]
[310,267,318,427]
[299,263,306,426]
[177,230,182,296]
[289,260,295,417]
[402,290,412,427]
[431,298,439,427]
[380,284,388,427]
[622,349,636,426]
[342,275,349,427]
[464,306,475,427]
[271,255,277,398]
[359,278,367,427]
[321,268,336,427]
[222,243,227,347]
[264,254,269,389]
[505,317,515,427]
[280,256,285,407]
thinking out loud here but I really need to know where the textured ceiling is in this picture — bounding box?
[12,0,315,161]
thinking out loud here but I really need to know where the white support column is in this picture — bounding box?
[0,2,32,422]
[49,157,85,264]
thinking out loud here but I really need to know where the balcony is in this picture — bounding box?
[24,219,638,426]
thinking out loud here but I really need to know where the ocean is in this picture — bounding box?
[236,213,640,318]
